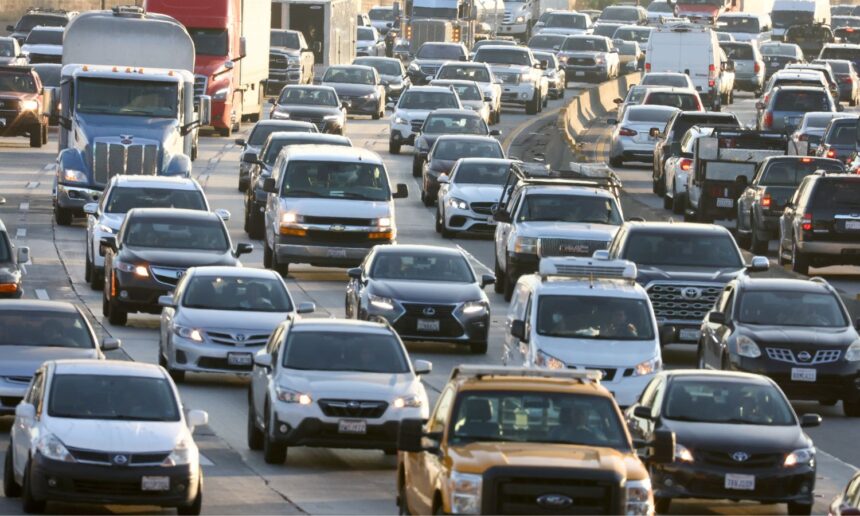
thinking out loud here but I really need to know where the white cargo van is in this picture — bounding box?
[645,24,723,109]
[770,0,830,40]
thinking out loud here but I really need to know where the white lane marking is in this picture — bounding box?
[41,164,53,171]
[25,181,39,189]
[35,289,49,300]
[455,244,493,275]
[19,202,28,211]
[199,453,214,467]
[821,449,860,473]
[20,264,26,275]
[16,228,26,238]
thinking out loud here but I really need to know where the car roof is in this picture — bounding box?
[327,64,374,72]
[111,175,201,190]
[354,56,400,63]
[52,359,166,379]
[430,80,481,88]
[420,42,464,48]
[0,300,81,313]
[624,221,733,235]
[126,208,220,220]
[290,318,393,334]
[616,24,651,30]
[280,85,337,93]
[404,85,458,94]
[440,61,487,68]
[255,119,316,129]
[772,85,831,94]
[374,244,466,257]
[283,145,384,163]
[457,375,613,396]
[737,277,835,294]
[823,43,860,49]
[626,104,680,113]
[478,45,530,52]
[676,110,735,118]
[643,86,698,94]
[521,274,646,297]
[718,12,765,18]
[761,155,843,166]
[456,157,515,165]
[187,266,281,279]
[663,369,775,384]
[523,184,616,198]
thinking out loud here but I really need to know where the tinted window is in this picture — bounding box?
[370,252,474,282]
[416,44,464,60]
[358,27,375,40]
[106,187,206,214]
[562,37,609,52]
[323,67,374,84]
[263,136,349,164]
[399,91,459,109]
[761,43,800,57]
[721,43,754,60]
[76,78,177,118]
[413,6,457,18]
[433,139,503,160]
[182,275,292,312]
[626,107,676,123]
[277,87,338,106]
[437,65,491,82]
[760,159,844,185]
[281,160,391,201]
[771,10,813,28]
[49,375,180,422]
[453,162,509,184]
[24,29,62,45]
[188,28,228,56]
[15,15,67,31]
[819,60,851,73]
[283,331,409,373]
[0,73,36,93]
[613,27,650,43]
[802,113,839,128]
[473,48,531,66]
[32,65,60,86]
[249,124,315,146]
[717,16,761,33]
[537,295,655,340]
[0,40,14,58]
[124,217,229,251]
[517,194,622,225]
[0,232,9,262]
[0,310,94,348]
[738,290,847,327]
[648,2,673,12]
[423,113,486,134]
[640,74,689,88]
[821,47,860,61]
[528,34,566,50]
[592,24,621,38]
[600,6,639,22]
[826,122,857,144]
[773,90,830,111]
[622,231,743,268]
[270,31,300,49]
[369,8,394,21]
[664,379,795,425]
[354,58,402,76]
[671,115,739,140]
[645,92,700,110]
[545,13,588,28]
[812,179,860,208]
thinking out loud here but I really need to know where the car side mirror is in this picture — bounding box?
[15,402,35,420]
[613,97,623,104]
[16,246,29,265]
[652,429,676,463]
[539,59,548,70]
[413,359,432,375]
[493,209,511,223]
[490,129,501,136]
[481,273,496,288]
[385,102,395,111]
[101,337,121,351]
[158,295,175,308]
[755,101,766,110]
[235,243,254,256]
[347,267,363,279]
[242,153,260,164]
[268,97,277,105]
[235,138,247,147]
[263,177,277,193]
[484,95,493,102]
[510,319,528,341]
[83,202,98,215]
[197,95,212,126]
[215,208,231,222]
[633,405,653,420]
[397,418,426,452]
[254,353,273,369]
[99,236,117,257]
[342,100,351,109]
[437,174,450,184]
[297,302,316,314]
[708,311,726,325]
[800,413,821,428]
[748,255,769,272]
[649,128,661,138]
[6,25,14,32]
[393,183,408,199]
[186,409,209,431]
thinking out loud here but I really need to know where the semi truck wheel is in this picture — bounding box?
[218,125,232,137]
[29,126,42,148]
[525,92,539,115]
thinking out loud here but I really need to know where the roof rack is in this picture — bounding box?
[449,365,602,383]
[510,161,622,193]
[24,7,72,15]
[537,255,637,284]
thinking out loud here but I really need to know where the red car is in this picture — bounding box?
[0,65,48,147]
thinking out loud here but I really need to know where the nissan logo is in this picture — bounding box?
[681,287,702,300]
[422,307,436,317]
[731,451,750,462]
[536,494,573,509]
[112,454,129,466]
[797,351,812,362]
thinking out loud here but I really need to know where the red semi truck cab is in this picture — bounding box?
[145,0,270,137]
[676,0,733,22]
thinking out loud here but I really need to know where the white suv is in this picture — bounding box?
[436,157,514,237]
[388,86,463,154]
[472,45,549,115]
[247,319,431,463]
[504,256,662,407]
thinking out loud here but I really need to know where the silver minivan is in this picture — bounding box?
[720,41,766,94]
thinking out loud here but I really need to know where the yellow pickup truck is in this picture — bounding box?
[396,366,675,515]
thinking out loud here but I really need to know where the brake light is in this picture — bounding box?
[708,63,716,80]
[619,127,638,136]
[754,62,760,73]
[645,62,651,72]
[763,111,773,129]
[800,156,813,162]
[801,213,813,232]
[679,158,693,171]
[709,79,715,87]
[843,75,854,83]
[827,148,837,158]
[761,193,772,208]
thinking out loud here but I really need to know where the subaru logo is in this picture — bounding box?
[235,334,246,342]
[681,287,702,300]
[797,351,812,362]
[536,494,573,509]
[422,307,436,317]
[330,224,345,232]
[731,451,749,462]
[112,454,129,466]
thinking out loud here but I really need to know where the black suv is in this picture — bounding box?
[607,222,768,346]
[815,116,857,162]
[6,8,75,45]
[699,276,860,417]
[651,111,740,196]
[737,156,844,253]
[778,172,860,274]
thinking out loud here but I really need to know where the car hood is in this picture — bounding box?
[324,82,377,96]
[534,335,657,367]
[664,420,808,453]
[369,279,481,304]
[0,347,100,377]
[395,109,433,121]
[275,104,341,117]
[281,370,415,398]
[0,263,22,284]
[121,247,238,269]
[740,325,855,347]
[176,307,291,331]
[21,44,62,55]
[634,264,744,285]
[271,47,301,57]
[516,221,619,240]
[451,184,504,202]
[99,212,126,232]
[45,419,188,454]
[283,197,391,218]
[487,64,532,75]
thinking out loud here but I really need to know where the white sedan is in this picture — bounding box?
[436,157,514,238]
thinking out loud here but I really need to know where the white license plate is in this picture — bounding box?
[338,419,367,434]
[716,197,733,208]
[679,329,700,341]
[846,220,860,230]
[791,367,817,382]
[141,476,170,491]
[326,248,347,258]
[227,352,253,366]
[725,473,755,491]
[417,319,440,332]
[575,71,585,77]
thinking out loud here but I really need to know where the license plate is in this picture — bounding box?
[417,319,440,332]
[326,248,347,258]
[575,71,585,77]
[716,197,733,208]
[725,473,755,491]
[791,367,817,382]
[141,476,170,491]
[338,419,367,434]
[227,352,253,366]
[679,329,700,341]
[846,220,860,230]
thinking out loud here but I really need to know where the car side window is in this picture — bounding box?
[25,370,45,416]
[651,378,667,417]
[791,178,809,207]
[722,287,735,317]
[429,387,455,434]
[508,283,529,319]
[796,178,815,208]
[639,377,662,408]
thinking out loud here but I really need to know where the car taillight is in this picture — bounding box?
[754,62,760,73]
[801,213,813,232]
[827,148,837,158]
[645,62,651,72]
[709,79,715,87]
[619,127,638,136]
[763,112,773,128]
[798,134,808,141]
[800,157,813,163]
[761,193,772,208]
[708,63,716,80]
[679,158,693,171]
[842,75,854,83]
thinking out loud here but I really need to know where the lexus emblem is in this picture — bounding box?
[731,451,750,462]
[330,224,345,232]
[112,454,129,466]
[536,494,573,509]
[681,287,702,300]
[797,351,812,362]
[422,307,436,317]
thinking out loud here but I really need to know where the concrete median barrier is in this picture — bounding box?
[559,73,641,150]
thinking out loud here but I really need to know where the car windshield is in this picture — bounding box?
[281,160,391,201]
[433,139,503,160]
[453,162,509,184]
[759,159,843,185]
[188,28,228,56]
[413,6,457,18]
[738,290,847,327]
[517,194,622,224]
[370,252,474,282]
[250,124,316,146]
[0,40,14,58]
[416,44,463,59]
[105,187,206,214]
[124,218,229,251]
[812,179,860,208]
[369,8,395,21]
[640,74,689,88]
[802,113,840,128]
[721,43,754,60]
[424,114,487,134]
[25,29,62,45]
[355,58,402,76]
[623,231,743,268]
[664,379,795,425]
[545,13,588,28]
[601,7,639,21]
[449,391,629,449]
[771,10,814,28]
[830,16,860,28]
[821,47,860,61]
[283,330,409,373]
[16,15,67,31]
[0,311,93,348]
[626,107,677,123]
[774,90,830,111]
[562,37,608,52]
[826,122,857,144]
[32,65,60,86]
[278,87,338,106]
[537,295,655,340]
[761,43,799,57]
[474,48,531,66]
[323,67,374,84]
[717,16,761,33]
[0,72,35,92]
[0,233,10,262]
[48,374,180,422]
[613,27,650,43]
[437,65,491,82]
[399,91,459,109]
[76,78,178,118]
[182,275,292,312]
[358,27,376,41]
[645,92,699,110]
[445,83,482,101]
[263,137,350,164]
[593,24,622,38]
[528,35,566,50]
[270,31,300,49]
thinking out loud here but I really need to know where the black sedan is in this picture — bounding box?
[625,370,821,515]
[100,208,253,326]
[268,85,348,134]
[320,65,386,119]
[699,276,860,417]
[411,109,499,177]
[344,244,494,354]
[421,135,505,206]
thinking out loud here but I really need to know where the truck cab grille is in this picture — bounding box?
[93,142,158,185]
[194,74,208,98]
[538,238,608,257]
[484,467,623,515]
[318,399,388,418]
[646,282,722,322]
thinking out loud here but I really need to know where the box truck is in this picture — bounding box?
[272,0,358,71]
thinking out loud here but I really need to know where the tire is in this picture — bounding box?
[440,209,454,239]
[609,156,623,168]
[777,239,789,265]
[247,403,264,450]
[787,502,812,516]
[54,206,72,226]
[542,93,548,108]
[655,498,671,514]
[469,340,488,354]
[420,189,433,207]
[4,445,21,497]
[736,230,751,251]
[820,398,838,407]
[272,251,289,277]
[852,96,858,107]
[398,481,411,515]
[218,125,232,137]
[84,250,92,283]
[750,226,768,255]
[389,140,401,154]
[372,110,382,120]
[102,289,109,317]
[721,351,732,371]
[493,257,504,294]
[263,408,287,464]
[696,344,706,369]
[107,297,127,326]
[503,260,516,302]
[495,109,501,124]
[791,241,810,275]
[559,87,565,98]
[90,264,103,290]
[41,125,47,145]
[29,127,42,148]
[412,158,422,177]
[21,461,45,514]
[435,207,443,234]
[844,399,860,417]
[177,474,203,516]
[263,240,273,269]
[525,92,539,115]
[672,191,685,215]
[663,193,672,210]
[246,208,264,240]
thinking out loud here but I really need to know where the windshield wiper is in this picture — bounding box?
[284,189,325,197]
[338,192,382,201]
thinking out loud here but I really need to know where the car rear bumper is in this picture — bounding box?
[275,242,386,267]
[797,240,860,258]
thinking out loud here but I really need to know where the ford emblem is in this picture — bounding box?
[536,494,573,509]
[112,454,129,466]
[731,451,749,462]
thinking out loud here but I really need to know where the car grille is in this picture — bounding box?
[194,74,207,98]
[485,469,622,514]
[765,348,841,365]
[92,142,158,185]
[410,119,425,132]
[0,99,19,110]
[73,480,153,496]
[318,399,388,418]
[503,9,514,23]
[496,72,520,84]
[402,303,456,317]
[4,375,31,384]
[569,57,596,66]
[646,283,722,322]
[289,116,327,132]
[538,238,608,257]
[150,266,187,287]
[206,331,271,347]
[470,201,497,215]
[395,303,463,338]
[269,52,289,70]
[419,65,439,76]
[571,366,617,381]
[27,54,61,64]
[305,229,375,244]
[303,215,375,226]
[67,447,170,466]
[697,450,784,469]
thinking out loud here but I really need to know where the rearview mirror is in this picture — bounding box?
[707,311,726,325]
[6,25,14,32]
[254,353,273,369]
[215,208,231,221]
[297,302,316,314]
[480,273,496,287]
[736,175,749,187]
[755,101,766,110]
[342,101,351,109]
[235,138,246,147]
[393,183,408,199]
[268,97,276,104]
[101,337,121,351]
[633,405,653,420]
[747,255,769,272]
[347,267,363,279]
[99,236,117,257]
[484,95,493,102]
[16,246,29,265]
[489,129,501,136]
[397,418,425,452]
[413,359,432,375]
[83,202,98,215]
[242,153,260,165]
[652,429,676,463]
[187,409,209,430]
[607,119,618,125]
[649,128,661,138]
[198,95,212,126]
[493,209,511,223]
[510,319,527,341]
[613,97,623,104]
[437,174,449,184]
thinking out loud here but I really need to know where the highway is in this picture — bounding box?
[0,85,857,514]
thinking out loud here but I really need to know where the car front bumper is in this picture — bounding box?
[168,336,264,376]
[364,302,489,343]
[730,355,860,403]
[390,123,417,146]
[112,270,176,314]
[563,64,610,81]
[343,95,381,115]
[443,203,497,233]
[275,234,392,268]
[499,83,536,104]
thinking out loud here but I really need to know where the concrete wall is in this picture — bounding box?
[560,72,641,152]
[1,1,143,26]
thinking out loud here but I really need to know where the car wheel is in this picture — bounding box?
[272,252,289,277]
[503,259,516,302]
[21,460,45,514]
[84,248,92,283]
[263,406,288,464]
[176,473,203,515]
[791,241,810,275]
[787,502,812,515]
[493,257,504,294]
[525,92,539,115]
[398,480,411,515]
[609,156,623,168]
[559,86,565,98]
[720,351,731,371]
[440,209,454,239]
[542,93,548,108]
[420,189,433,207]
[495,109,501,124]
[469,340,488,354]
[218,125,232,137]
[663,192,672,210]
[29,126,42,148]
[777,239,789,265]
[389,140,401,154]
[750,226,768,254]
[263,240,273,269]
[412,158,422,177]
[247,210,264,240]
[4,445,21,497]
[107,296,127,326]
[844,399,860,417]
[696,343,706,369]
[247,402,264,451]
[54,206,72,226]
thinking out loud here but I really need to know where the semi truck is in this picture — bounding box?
[404,0,504,52]
[498,0,574,42]
[271,0,358,71]
[145,0,271,137]
[54,6,210,226]
[676,0,773,23]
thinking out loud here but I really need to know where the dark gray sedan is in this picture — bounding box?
[345,245,495,354]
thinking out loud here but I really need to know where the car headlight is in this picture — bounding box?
[62,168,87,183]
[519,73,534,83]
[515,15,525,23]
[449,471,482,514]
[595,56,606,65]
[846,340,860,361]
[675,443,694,463]
[633,356,661,376]
[162,438,198,467]
[462,300,487,315]
[323,114,341,121]
[448,197,468,210]
[213,87,230,101]
[114,260,149,278]
[376,216,392,227]
[784,447,815,467]
[362,92,377,99]
[513,236,537,254]
[20,99,38,111]
[535,349,565,370]
[271,109,290,119]
[36,434,75,463]
[276,386,312,404]
[369,294,396,311]
[736,335,761,358]
[624,478,654,516]
[96,223,115,234]
[393,394,423,408]
[173,325,204,342]
[280,212,303,225]
[558,55,569,63]
[394,116,409,125]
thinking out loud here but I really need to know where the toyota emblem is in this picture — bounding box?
[681,287,702,300]
[536,494,574,509]
[112,454,129,466]
[235,334,246,342]
[797,351,812,362]
[731,451,749,462]
[422,306,436,317]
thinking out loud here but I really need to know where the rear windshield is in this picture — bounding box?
[32,65,60,86]
[437,65,491,82]
[358,27,376,41]
[453,162,509,185]
[263,137,350,164]
[760,159,844,185]
[648,2,673,12]
[626,107,676,123]
[369,8,394,21]
[473,48,531,66]
[0,310,94,348]
[721,43,754,60]
[106,187,207,214]
[671,115,739,140]
[818,60,851,73]
[820,47,860,61]
[545,13,588,29]
[717,16,761,33]
[600,6,640,22]
[613,27,650,44]
[562,37,609,52]
[249,123,316,145]
[622,231,743,268]
[528,34,566,50]
[355,58,402,76]
[645,92,700,111]
[24,29,62,45]
[399,90,459,109]
[771,10,813,28]
[640,74,689,88]
[434,139,503,160]
[826,122,857,145]
[283,331,409,373]
[812,179,860,208]
[773,90,830,111]
[761,43,800,57]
